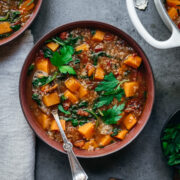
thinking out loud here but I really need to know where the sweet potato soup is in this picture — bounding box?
[27,28,147,151]
[0,0,35,39]
[165,0,180,28]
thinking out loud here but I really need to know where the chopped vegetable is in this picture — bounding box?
[50,119,66,131]
[42,92,60,107]
[94,66,105,80]
[78,122,95,140]
[65,77,81,92]
[46,42,60,52]
[32,72,58,87]
[102,104,125,125]
[64,90,79,104]
[124,55,142,69]
[0,22,12,35]
[98,135,113,146]
[161,124,180,166]
[123,114,137,130]
[124,82,139,98]
[75,43,89,51]
[115,129,128,140]
[36,58,50,74]
[32,94,41,106]
[92,30,105,41]
[58,104,71,115]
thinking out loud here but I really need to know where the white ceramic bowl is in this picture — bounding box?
[126,0,180,49]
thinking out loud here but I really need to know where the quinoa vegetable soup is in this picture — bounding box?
[165,0,180,28]
[27,28,147,151]
[0,0,36,39]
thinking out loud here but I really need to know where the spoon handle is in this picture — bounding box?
[51,110,88,180]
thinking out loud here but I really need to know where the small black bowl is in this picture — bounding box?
[160,110,180,179]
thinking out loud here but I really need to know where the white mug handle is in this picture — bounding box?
[126,0,180,49]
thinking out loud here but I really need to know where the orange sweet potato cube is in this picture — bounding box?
[82,139,98,150]
[78,122,95,140]
[64,90,78,104]
[39,113,51,130]
[0,22,12,35]
[79,86,88,98]
[75,43,89,51]
[124,82,139,98]
[46,42,59,51]
[88,67,95,77]
[94,67,105,80]
[167,0,180,7]
[50,119,66,131]
[123,114,137,130]
[168,7,178,20]
[42,92,60,107]
[36,58,50,74]
[124,55,142,69]
[115,129,128,140]
[20,0,35,11]
[98,135,113,147]
[92,30,105,41]
[65,77,81,92]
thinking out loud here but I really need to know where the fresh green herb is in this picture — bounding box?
[72,119,79,127]
[10,24,21,31]
[27,63,35,75]
[85,109,101,127]
[52,37,65,46]
[58,105,71,115]
[0,12,10,21]
[51,35,80,46]
[74,59,80,64]
[94,73,126,108]
[79,120,88,126]
[61,95,67,102]
[91,30,96,35]
[50,45,76,74]
[10,11,21,22]
[64,35,80,46]
[32,94,41,106]
[102,104,125,125]
[43,48,53,58]
[0,33,11,39]
[32,72,58,87]
[78,101,88,108]
[111,128,120,137]
[95,73,119,92]
[92,51,112,65]
[27,0,34,6]
[98,109,104,116]
[50,46,74,66]
[80,75,88,79]
[59,65,76,75]
[162,124,180,166]
[74,50,82,55]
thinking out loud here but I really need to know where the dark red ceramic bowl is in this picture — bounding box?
[19,21,155,158]
[0,0,42,46]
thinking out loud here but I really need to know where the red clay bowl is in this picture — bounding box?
[19,21,155,158]
[0,0,42,46]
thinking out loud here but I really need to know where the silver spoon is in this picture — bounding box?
[51,109,88,180]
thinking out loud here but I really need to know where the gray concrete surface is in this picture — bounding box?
[31,0,180,179]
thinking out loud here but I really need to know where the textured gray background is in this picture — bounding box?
[30,0,180,179]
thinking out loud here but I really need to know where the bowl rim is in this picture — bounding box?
[0,0,43,46]
[19,20,155,158]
